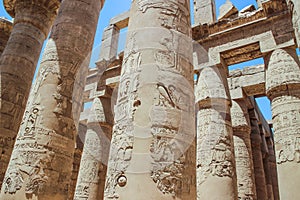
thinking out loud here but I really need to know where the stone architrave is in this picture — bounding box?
[249,110,268,200]
[0,18,12,55]
[195,65,237,200]
[0,0,104,199]
[231,100,257,200]
[74,97,113,200]
[0,0,60,189]
[265,48,300,200]
[104,0,196,199]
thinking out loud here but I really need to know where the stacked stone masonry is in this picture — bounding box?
[0,0,299,199]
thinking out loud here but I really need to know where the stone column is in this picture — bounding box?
[0,18,12,55]
[193,0,216,25]
[261,134,274,200]
[231,100,256,200]
[195,65,237,200]
[74,96,113,200]
[104,0,196,199]
[265,47,300,200]
[99,25,120,61]
[68,123,86,200]
[0,0,60,189]
[0,17,12,188]
[266,137,280,200]
[249,109,268,200]
[0,0,104,199]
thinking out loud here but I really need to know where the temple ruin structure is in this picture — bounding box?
[0,0,299,199]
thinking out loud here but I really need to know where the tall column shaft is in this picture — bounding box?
[262,155,274,200]
[0,0,104,199]
[0,18,12,55]
[74,97,113,200]
[195,65,237,200]
[266,137,280,200]
[249,111,268,200]
[265,48,300,200]
[105,0,196,199]
[231,100,256,200]
[0,0,60,188]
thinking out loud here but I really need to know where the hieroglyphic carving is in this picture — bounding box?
[3,169,23,194]
[234,135,256,200]
[24,151,55,195]
[156,82,191,112]
[270,90,300,164]
[275,133,300,164]
[18,107,41,140]
[137,0,190,34]
[150,135,185,196]
[3,151,55,195]
[104,122,134,199]
[198,112,234,185]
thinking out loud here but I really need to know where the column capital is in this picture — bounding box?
[265,48,300,99]
[0,18,12,35]
[4,0,61,17]
[231,100,251,134]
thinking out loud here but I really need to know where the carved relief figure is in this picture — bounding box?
[3,169,24,194]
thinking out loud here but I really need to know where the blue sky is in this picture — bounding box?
[1,0,299,120]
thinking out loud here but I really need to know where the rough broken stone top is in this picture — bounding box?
[218,0,238,20]
[0,17,13,33]
[3,0,61,17]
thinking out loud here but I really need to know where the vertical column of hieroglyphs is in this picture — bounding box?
[74,96,113,199]
[0,18,12,55]
[249,109,268,200]
[104,0,196,199]
[195,64,237,200]
[265,48,300,200]
[231,100,256,200]
[0,0,104,199]
[0,0,60,189]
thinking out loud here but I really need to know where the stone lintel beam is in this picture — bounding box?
[192,3,295,69]
[0,18,12,55]
[228,65,265,97]
[109,11,129,30]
